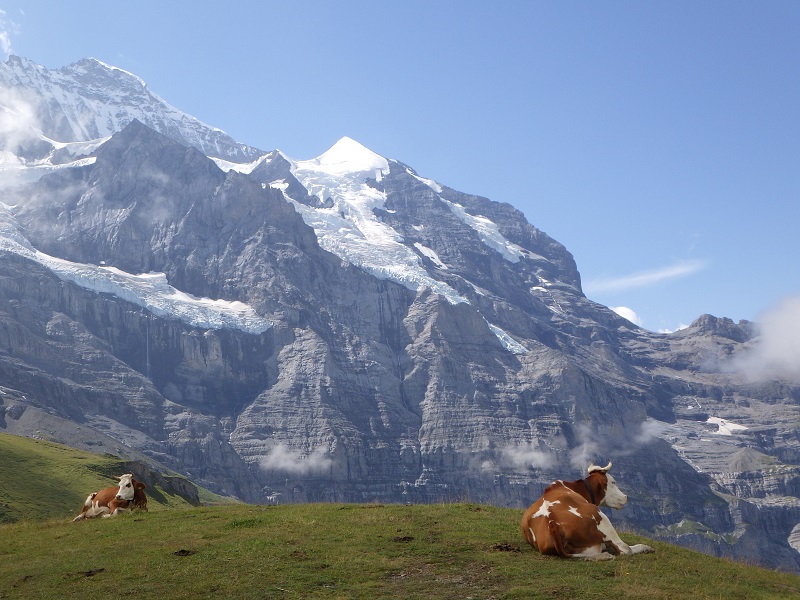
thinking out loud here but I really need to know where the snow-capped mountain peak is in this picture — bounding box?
[0,55,264,162]
[66,57,149,92]
[298,136,389,178]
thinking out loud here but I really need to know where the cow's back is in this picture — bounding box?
[521,486,605,557]
[521,496,562,555]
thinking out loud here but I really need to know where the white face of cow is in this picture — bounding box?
[115,474,136,502]
[601,474,628,509]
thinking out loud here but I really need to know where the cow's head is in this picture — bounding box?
[587,462,628,509]
[115,474,137,502]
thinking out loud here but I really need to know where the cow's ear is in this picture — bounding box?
[136,482,147,490]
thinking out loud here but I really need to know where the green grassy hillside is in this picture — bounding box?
[1,502,799,599]
[0,433,213,523]
[1,432,799,599]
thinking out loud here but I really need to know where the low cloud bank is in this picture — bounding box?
[491,419,663,474]
[734,295,800,383]
[569,420,664,470]
[259,443,333,475]
[497,443,556,470]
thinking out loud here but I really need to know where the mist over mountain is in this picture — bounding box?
[1,56,799,571]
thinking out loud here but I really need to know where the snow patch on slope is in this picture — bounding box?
[706,417,748,436]
[287,137,469,306]
[440,198,526,263]
[0,155,97,187]
[0,203,271,334]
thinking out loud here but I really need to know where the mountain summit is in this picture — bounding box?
[304,136,390,176]
[1,56,799,572]
[0,55,263,162]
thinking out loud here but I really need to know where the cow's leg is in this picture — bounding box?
[72,493,97,521]
[103,499,131,518]
[596,512,654,555]
[570,545,616,561]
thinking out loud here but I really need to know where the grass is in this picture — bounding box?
[0,433,207,523]
[2,502,799,599]
[2,432,799,599]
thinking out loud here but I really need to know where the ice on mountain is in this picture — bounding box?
[46,257,272,334]
[0,156,97,187]
[707,417,748,436]
[1,200,271,334]
[441,198,526,264]
[413,242,448,270]
[301,136,390,177]
[407,168,443,193]
[286,139,469,306]
[486,322,528,354]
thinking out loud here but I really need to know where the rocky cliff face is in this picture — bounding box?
[1,57,799,572]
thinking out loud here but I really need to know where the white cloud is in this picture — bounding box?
[498,443,555,470]
[0,87,41,154]
[584,259,709,294]
[658,323,690,334]
[734,295,800,382]
[0,9,19,57]
[258,443,333,475]
[569,421,662,469]
[610,306,643,326]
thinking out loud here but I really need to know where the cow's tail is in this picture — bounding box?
[547,517,571,558]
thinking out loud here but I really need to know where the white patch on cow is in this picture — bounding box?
[115,474,136,502]
[533,499,560,519]
[597,511,633,555]
[568,506,582,518]
[85,501,110,519]
[528,527,536,544]
[601,475,628,509]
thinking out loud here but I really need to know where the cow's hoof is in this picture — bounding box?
[584,552,615,561]
[632,544,655,554]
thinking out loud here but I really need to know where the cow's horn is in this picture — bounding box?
[587,461,613,474]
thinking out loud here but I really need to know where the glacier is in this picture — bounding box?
[0,202,272,334]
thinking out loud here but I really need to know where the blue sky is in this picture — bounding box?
[1,1,798,332]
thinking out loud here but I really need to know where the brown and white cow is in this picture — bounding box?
[72,473,148,522]
[520,462,654,561]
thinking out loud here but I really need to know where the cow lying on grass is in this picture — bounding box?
[520,462,654,561]
[72,473,148,521]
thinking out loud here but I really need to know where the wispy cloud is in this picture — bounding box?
[0,9,19,57]
[0,87,42,158]
[584,259,709,294]
[569,421,663,469]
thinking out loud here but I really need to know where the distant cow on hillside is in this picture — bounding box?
[72,473,148,521]
[520,462,654,560]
